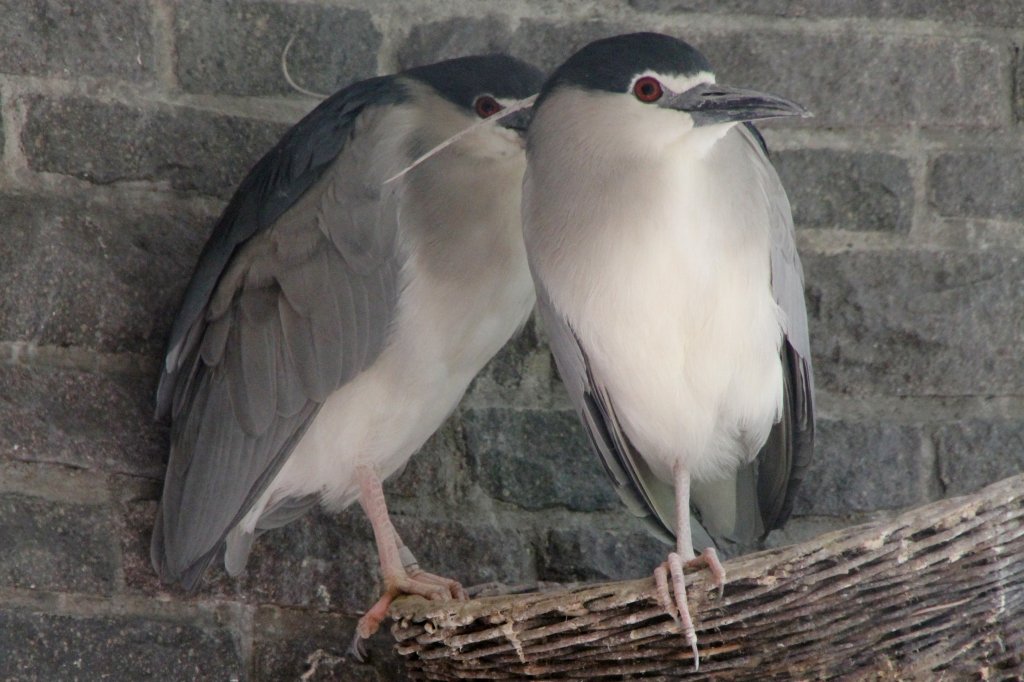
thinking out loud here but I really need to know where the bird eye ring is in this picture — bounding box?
[633,77,663,103]
[474,95,504,119]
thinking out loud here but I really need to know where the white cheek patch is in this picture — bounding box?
[629,70,716,97]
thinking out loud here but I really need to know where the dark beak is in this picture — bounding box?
[662,82,810,126]
[497,107,532,134]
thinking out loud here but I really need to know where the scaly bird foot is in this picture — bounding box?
[654,553,700,671]
[351,566,465,652]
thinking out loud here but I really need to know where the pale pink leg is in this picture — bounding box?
[352,465,464,645]
[653,464,728,671]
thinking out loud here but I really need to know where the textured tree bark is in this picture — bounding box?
[389,473,1024,680]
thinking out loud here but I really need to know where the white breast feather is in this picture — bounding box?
[525,94,785,483]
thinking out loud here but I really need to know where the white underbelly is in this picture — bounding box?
[582,283,784,483]
[554,212,784,483]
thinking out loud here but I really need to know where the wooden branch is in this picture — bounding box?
[389,473,1024,679]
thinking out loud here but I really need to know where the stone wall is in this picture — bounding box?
[1,1,1021,679]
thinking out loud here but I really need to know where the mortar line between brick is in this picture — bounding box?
[150,0,180,93]
[0,341,158,377]
[0,79,31,183]
[620,10,1024,42]
[922,427,945,500]
[0,585,260,623]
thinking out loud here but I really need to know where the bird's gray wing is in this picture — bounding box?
[754,123,815,533]
[689,126,816,549]
[536,283,715,549]
[151,77,407,590]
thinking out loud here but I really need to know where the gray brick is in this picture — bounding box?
[253,607,400,681]
[805,251,1024,396]
[0,194,208,355]
[0,493,117,593]
[398,16,513,69]
[0,365,165,479]
[384,416,460,503]
[175,1,380,96]
[695,31,1009,128]
[510,20,649,72]
[628,0,1024,27]
[465,316,558,408]
[793,419,929,515]
[930,150,1024,221]
[538,526,666,583]
[773,150,912,232]
[392,515,536,588]
[0,608,242,681]
[21,95,288,198]
[1015,46,1024,123]
[463,408,620,512]
[0,0,155,82]
[126,493,533,612]
[399,17,643,74]
[121,495,382,612]
[936,420,1024,496]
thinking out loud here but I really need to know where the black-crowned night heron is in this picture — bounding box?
[520,33,815,668]
[151,55,544,645]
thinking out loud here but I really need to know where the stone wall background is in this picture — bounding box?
[1,1,1022,679]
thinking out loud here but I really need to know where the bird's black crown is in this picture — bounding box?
[404,55,545,111]
[539,33,713,101]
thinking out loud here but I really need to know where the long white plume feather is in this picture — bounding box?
[385,94,537,185]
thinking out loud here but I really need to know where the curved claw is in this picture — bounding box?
[687,547,726,600]
[346,630,368,662]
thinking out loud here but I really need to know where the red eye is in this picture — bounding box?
[474,95,504,119]
[633,76,663,103]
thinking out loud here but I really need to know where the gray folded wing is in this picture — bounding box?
[689,125,815,549]
[151,78,407,589]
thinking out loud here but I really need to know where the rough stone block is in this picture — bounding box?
[384,415,460,503]
[0,193,209,356]
[694,31,1009,129]
[398,16,513,69]
[538,526,666,583]
[628,0,1024,27]
[0,0,155,82]
[174,1,380,96]
[929,150,1024,221]
[392,514,537,588]
[21,95,288,198]
[462,408,620,512]
[253,607,400,681]
[402,18,649,74]
[120,491,382,613]
[805,251,1024,396]
[0,364,166,479]
[0,608,242,680]
[793,419,930,515]
[935,419,1024,496]
[510,19,655,72]
[773,150,912,232]
[465,316,559,409]
[0,493,117,593]
[1015,46,1024,123]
